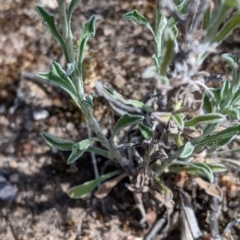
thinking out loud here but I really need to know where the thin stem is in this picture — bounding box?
[55,0,127,168]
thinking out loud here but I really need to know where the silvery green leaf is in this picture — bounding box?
[159,28,175,76]
[214,13,240,43]
[171,113,184,130]
[222,107,240,119]
[103,86,154,112]
[86,146,109,158]
[220,80,231,100]
[203,95,212,113]
[197,124,240,147]
[185,113,225,127]
[220,158,240,167]
[42,132,74,151]
[224,0,240,10]
[81,93,94,108]
[67,170,121,199]
[191,163,213,183]
[36,62,80,107]
[67,0,81,23]
[231,89,240,105]
[77,15,96,70]
[210,88,221,103]
[206,163,227,173]
[205,3,232,43]
[123,10,156,39]
[170,162,214,182]
[67,138,98,164]
[179,142,194,158]
[112,114,144,138]
[222,53,237,71]
[65,62,76,77]
[142,65,157,79]
[138,123,154,139]
[35,6,69,62]
[203,6,211,29]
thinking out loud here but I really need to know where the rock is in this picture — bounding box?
[0,173,17,209]
[0,104,5,113]
[66,122,75,131]
[33,109,49,121]
[9,173,19,183]
[9,161,18,170]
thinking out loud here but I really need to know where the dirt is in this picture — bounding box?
[0,1,240,240]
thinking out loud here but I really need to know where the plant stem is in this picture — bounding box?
[55,1,127,168]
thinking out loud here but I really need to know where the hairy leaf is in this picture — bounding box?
[67,138,98,164]
[42,132,74,151]
[103,86,154,112]
[36,6,69,62]
[112,114,144,138]
[138,123,154,139]
[123,10,155,39]
[179,142,194,158]
[77,15,96,71]
[185,113,225,127]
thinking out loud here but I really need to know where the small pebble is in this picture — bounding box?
[48,116,58,126]
[0,174,17,208]
[33,109,49,121]
[66,122,75,131]
[9,173,19,183]
[9,161,18,170]
[0,104,5,113]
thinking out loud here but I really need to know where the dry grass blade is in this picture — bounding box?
[148,188,174,208]
[179,189,202,240]
[95,173,127,199]
[195,177,222,200]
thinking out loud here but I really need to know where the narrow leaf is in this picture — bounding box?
[191,163,214,183]
[179,142,194,158]
[171,113,184,130]
[42,132,74,151]
[67,138,98,164]
[159,29,175,76]
[77,15,96,70]
[185,113,225,127]
[206,163,227,173]
[35,6,69,62]
[123,10,155,39]
[67,0,81,23]
[170,162,214,182]
[198,124,240,147]
[67,170,122,199]
[112,114,144,138]
[222,53,237,71]
[142,65,157,79]
[203,95,212,113]
[220,80,231,101]
[103,86,154,112]
[220,158,240,167]
[138,123,154,139]
[214,14,240,43]
[36,62,80,107]
[86,146,109,158]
